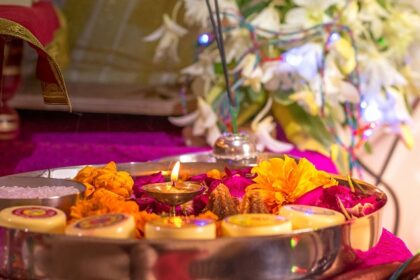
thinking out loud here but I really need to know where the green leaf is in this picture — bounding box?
[245,86,266,103]
[273,101,335,148]
[213,63,224,75]
[363,142,373,154]
[272,89,297,106]
[241,1,270,18]
[235,0,252,9]
[237,89,268,126]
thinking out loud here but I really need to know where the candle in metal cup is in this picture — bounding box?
[145,216,216,240]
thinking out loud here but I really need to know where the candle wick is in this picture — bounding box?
[172,181,175,187]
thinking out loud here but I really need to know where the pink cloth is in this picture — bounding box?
[354,228,412,269]
[0,110,412,273]
[0,111,337,176]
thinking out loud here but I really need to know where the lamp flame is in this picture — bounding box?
[170,161,181,184]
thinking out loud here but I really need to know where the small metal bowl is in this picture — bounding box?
[213,132,258,165]
[0,177,85,215]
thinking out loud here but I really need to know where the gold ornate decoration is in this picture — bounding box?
[0,18,71,110]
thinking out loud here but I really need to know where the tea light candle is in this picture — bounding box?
[279,205,345,230]
[145,217,216,240]
[0,205,66,234]
[66,213,136,239]
[221,213,292,237]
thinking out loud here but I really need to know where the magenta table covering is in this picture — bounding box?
[0,110,413,272]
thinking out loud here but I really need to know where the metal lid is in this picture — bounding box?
[212,133,258,163]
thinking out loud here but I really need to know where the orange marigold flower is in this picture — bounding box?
[93,171,134,198]
[71,162,148,238]
[133,211,159,237]
[70,188,156,238]
[74,162,133,199]
[246,156,337,213]
[74,166,98,185]
[197,210,219,221]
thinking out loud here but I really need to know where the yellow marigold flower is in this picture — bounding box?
[206,169,223,180]
[246,156,337,213]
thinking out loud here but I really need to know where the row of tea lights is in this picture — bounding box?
[0,204,345,239]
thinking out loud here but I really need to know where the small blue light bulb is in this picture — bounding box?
[198,33,212,46]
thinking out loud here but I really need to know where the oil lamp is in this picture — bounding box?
[142,161,204,217]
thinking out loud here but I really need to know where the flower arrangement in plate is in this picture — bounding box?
[54,157,387,240]
[145,0,420,173]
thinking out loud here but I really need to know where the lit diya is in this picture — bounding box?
[142,161,204,217]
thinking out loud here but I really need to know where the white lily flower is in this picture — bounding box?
[383,8,420,58]
[283,43,323,81]
[261,60,296,91]
[144,14,188,63]
[235,53,257,77]
[341,1,366,37]
[407,44,420,88]
[225,28,252,63]
[300,59,358,117]
[362,87,411,126]
[357,46,410,127]
[383,87,411,124]
[243,67,264,93]
[250,5,281,38]
[183,0,211,28]
[181,52,216,95]
[359,48,406,98]
[251,97,294,152]
[359,0,389,39]
[182,52,215,77]
[285,0,345,27]
[235,53,264,92]
[183,0,240,27]
[319,60,359,104]
[169,97,221,146]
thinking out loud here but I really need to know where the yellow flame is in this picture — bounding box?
[171,161,181,183]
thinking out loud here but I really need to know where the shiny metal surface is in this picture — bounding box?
[0,162,386,279]
[213,133,258,165]
[143,182,204,206]
[0,177,85,215]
